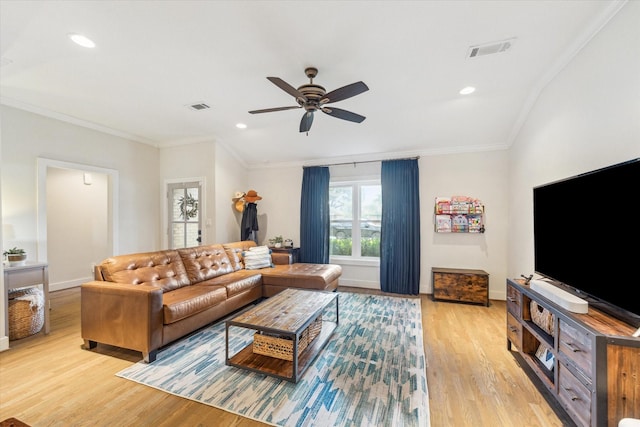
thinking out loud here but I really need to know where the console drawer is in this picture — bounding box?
[558,362,592,427]
[558,319,593,378]
[506,284,522,318]
[507,311,522,349]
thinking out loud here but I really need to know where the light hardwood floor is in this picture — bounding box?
[0,286,567,426]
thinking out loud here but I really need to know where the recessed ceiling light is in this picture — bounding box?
[236,123,247,129]
[460,86,476,95]
[68,33,96,48]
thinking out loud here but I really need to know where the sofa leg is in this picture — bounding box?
[84,339,97,350]
[143,350,157,363]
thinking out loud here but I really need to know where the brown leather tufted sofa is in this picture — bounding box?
[81,240,341,362]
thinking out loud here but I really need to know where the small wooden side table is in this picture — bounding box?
[270,247,301,263]
[4,262,50,337]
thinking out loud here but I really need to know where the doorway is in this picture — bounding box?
[37,158,118,290]
[167,181,202,249]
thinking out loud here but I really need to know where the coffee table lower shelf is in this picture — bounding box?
[227,321,336,383]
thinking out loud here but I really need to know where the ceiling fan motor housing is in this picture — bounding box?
[297,84,326,111]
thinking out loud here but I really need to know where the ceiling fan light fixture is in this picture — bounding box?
[460,86,476,95]
[68,33,96,48]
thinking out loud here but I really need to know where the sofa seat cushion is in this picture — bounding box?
[199,270,263,298]
[178,244,234,283]
[162,285,227,324]
[261,263,342,290]
[99,250,191,292]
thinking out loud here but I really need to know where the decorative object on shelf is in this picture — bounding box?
[520,274,533,285]
[232,191,246,212]
[178,193,198,219]
[535,344,555,371]
[284,239,293,248]
[3,247,27,266]
[270,235,284,248]
[434,196,485,233]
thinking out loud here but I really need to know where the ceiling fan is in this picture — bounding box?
[249,67,369,133]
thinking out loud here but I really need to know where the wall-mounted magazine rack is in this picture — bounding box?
[434,196,485,233]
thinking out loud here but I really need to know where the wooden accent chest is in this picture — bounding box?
[431,267,489,306]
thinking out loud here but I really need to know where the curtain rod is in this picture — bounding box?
[305,156,420,168]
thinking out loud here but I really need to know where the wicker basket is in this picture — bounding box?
[253,316,323,361]
[8,287,45,340]
[530,300,555,335]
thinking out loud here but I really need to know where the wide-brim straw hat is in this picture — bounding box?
[232,191,245,202]
[234,200,245,212]
[244,189,262,203]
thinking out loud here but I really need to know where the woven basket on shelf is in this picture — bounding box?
[253,316,323,361]
[530,300,555,335]
[8,287,45,340]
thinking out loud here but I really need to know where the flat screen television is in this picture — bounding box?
[533,157,640,327]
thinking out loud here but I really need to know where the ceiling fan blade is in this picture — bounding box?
[321,107,366,123]
[299,111,314,133]
[249,106,301,114]
[267,77,307,102]
[321,81,369,104]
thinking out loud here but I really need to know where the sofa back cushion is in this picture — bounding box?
[98,250,191,292]
[177,244,234,283]
[222,241,257,271]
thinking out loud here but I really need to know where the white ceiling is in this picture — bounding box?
[0,1,626,168]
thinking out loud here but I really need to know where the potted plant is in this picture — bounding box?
[273,236,283,248]
[3,247,27,265]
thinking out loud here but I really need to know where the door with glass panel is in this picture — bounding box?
[168,182,202,249]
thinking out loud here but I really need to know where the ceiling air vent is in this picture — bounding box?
[467,38,515,59]
[188,102,210,111]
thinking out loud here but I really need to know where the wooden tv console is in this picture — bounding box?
[506,278,640,427]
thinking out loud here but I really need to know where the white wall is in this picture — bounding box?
[158,141,214,246]
[248,150,509,298]
[1,105,162,349]
[46,167,109,290]
[214,144,251,243]
[420,151,508,297]
[1,105,162,255]
[246,165,303,247]
[507,1,640,282]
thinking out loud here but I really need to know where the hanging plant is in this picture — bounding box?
[178,194,199,219]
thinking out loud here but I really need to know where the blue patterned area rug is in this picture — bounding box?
[116,292,429,427]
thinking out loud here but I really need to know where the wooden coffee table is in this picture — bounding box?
[225,288,339,383]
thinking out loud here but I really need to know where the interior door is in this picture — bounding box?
[168,182,202,249]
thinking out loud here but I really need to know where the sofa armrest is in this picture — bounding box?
[81,281,164,361]
[271,252,292,265]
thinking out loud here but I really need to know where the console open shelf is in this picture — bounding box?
[506,278,640,427]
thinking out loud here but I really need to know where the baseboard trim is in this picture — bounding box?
[0,336,9,352]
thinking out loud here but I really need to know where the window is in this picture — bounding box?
[329,180,381,259]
